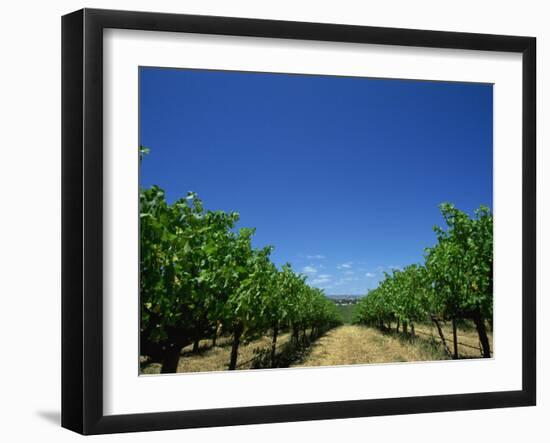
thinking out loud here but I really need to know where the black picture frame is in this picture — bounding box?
[62,8,536,435]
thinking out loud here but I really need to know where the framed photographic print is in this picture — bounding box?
[61,8,536,435]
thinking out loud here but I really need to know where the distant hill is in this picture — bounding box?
[327,294,363,306]
[326,294,363,299]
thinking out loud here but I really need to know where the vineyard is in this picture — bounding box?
[140,147,493,374]
[140,148,342,373]
[354,203,493,359]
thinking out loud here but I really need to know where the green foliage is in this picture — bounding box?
[426,203,493,320]
[139,145,150,161]
[336,303,357,324]
[140,186,241,346]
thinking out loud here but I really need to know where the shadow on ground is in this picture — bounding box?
[36,410,60,426]
[247,333,325,369]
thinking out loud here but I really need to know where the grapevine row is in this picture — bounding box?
[355,203,493,358]
[140,184,342,373]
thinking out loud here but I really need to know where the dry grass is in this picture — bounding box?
[413,321,493,358]
[290,325,447,368]
[142,333,291,374]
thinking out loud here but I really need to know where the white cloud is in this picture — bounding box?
[365,272,376,278]
[302,265,317,274]
[306,254,326,260]
[311,274,331,285]
[343,270,355,275]
[337,262,353,269]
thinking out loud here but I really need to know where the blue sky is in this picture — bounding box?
[139,67,493,295]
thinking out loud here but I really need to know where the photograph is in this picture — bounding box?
[138,66,494,375]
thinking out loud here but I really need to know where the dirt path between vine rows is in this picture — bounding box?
[290,325,447,367]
